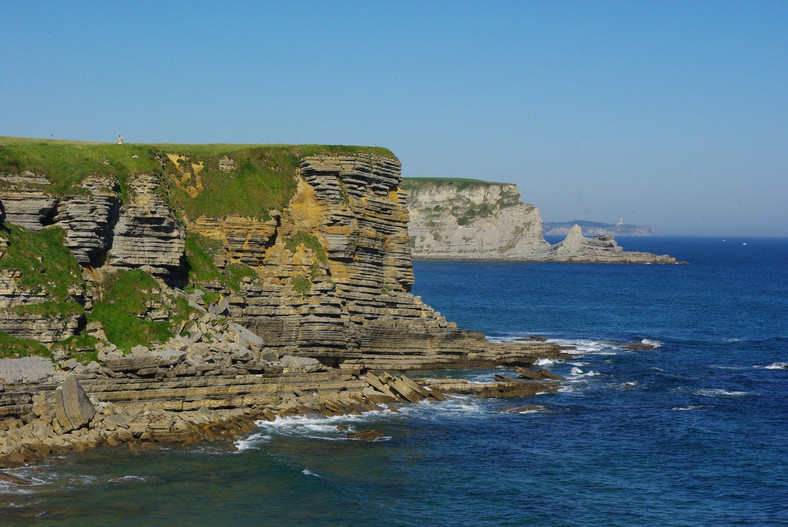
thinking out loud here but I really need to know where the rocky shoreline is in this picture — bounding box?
[0,141,651,488]
[0,347,568,477]
[0,294,571,473]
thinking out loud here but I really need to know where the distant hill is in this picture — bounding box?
[543,220,657,237]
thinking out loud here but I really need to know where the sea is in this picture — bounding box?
[1,236,786,526]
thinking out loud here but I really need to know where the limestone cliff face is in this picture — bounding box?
[0,172,58,231]
[0,150,486,370]
[405,181,549,258]
[188,155,484,370]
[405,179,678,264]
[107,174,185,274]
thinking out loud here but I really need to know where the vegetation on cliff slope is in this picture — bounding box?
[0,332,51,359]
[88,269,196,353]
[0,136,395,220]
[184,231,258,294]
[0,223,85,309]
[0,136,397,357]
[404,178,522,225]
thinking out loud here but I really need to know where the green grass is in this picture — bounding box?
[225,262,258,292]
[88,269,177,353]
[0,331,52,359]
[1,136,397,219]
[290,275,312,294]
[185,231,259,292]
[284,231,327,262]
[0,223,84,302]
[0,138,162,196]
[402,177,505,190]
[184,231,224,283]
[11,301,84,318]
[55,333,100,364]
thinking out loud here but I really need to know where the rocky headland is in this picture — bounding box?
[404,178,679,263]
[0,138,567,468]
[543,220,657,237]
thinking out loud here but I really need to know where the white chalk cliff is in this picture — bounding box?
[403,179,678,264]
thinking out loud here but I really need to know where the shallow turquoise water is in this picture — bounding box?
[2,237,787,526]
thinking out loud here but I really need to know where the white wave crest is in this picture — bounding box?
[107,475,150,485]
[550,338,618,356]
[693,388,752,397]
[569,367,600,378]
[535,358,557,367]
[302,468,322,477]
[760,362,787,370]
[234,431,272,452]
[399,395,486,420]
[672,405,707,411]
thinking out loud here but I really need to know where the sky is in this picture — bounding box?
[2,1,786,236]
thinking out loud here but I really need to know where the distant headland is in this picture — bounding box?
[402,178,679,263]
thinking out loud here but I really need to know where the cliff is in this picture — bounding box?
[1,138,512,371]
[404,178,549,258]
[0,137,566,463]
[404,178,678,264]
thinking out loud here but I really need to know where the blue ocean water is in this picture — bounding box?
[2,237,786,526]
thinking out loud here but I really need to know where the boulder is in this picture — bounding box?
[0,357,57,384]
[280,355,322,373]
[208,297,230,316]
[53,374,96,432]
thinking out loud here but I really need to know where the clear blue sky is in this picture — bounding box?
[2,1,786,236]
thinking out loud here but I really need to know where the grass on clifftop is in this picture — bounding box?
[402,177,506,190]
[0,136,396,220]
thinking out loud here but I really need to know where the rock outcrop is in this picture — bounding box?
[52,176,120,266]
[0,299,566,463]
[0,145,563,370]
[405,179,679,263]
[545,225,677,263]
[107,174,185,277]
[405,180,549,258]
[0,172,58,231]
[0,140,597,464]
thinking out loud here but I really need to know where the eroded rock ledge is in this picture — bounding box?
[0,304,568,465]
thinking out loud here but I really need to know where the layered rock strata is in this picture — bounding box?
[107,174,185,276]
[0,145,575,465]
[405,179,678,263]
[186,155,500,371]
[0,172,58,231]
[0,304,564,464]
[52,176,120,266]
